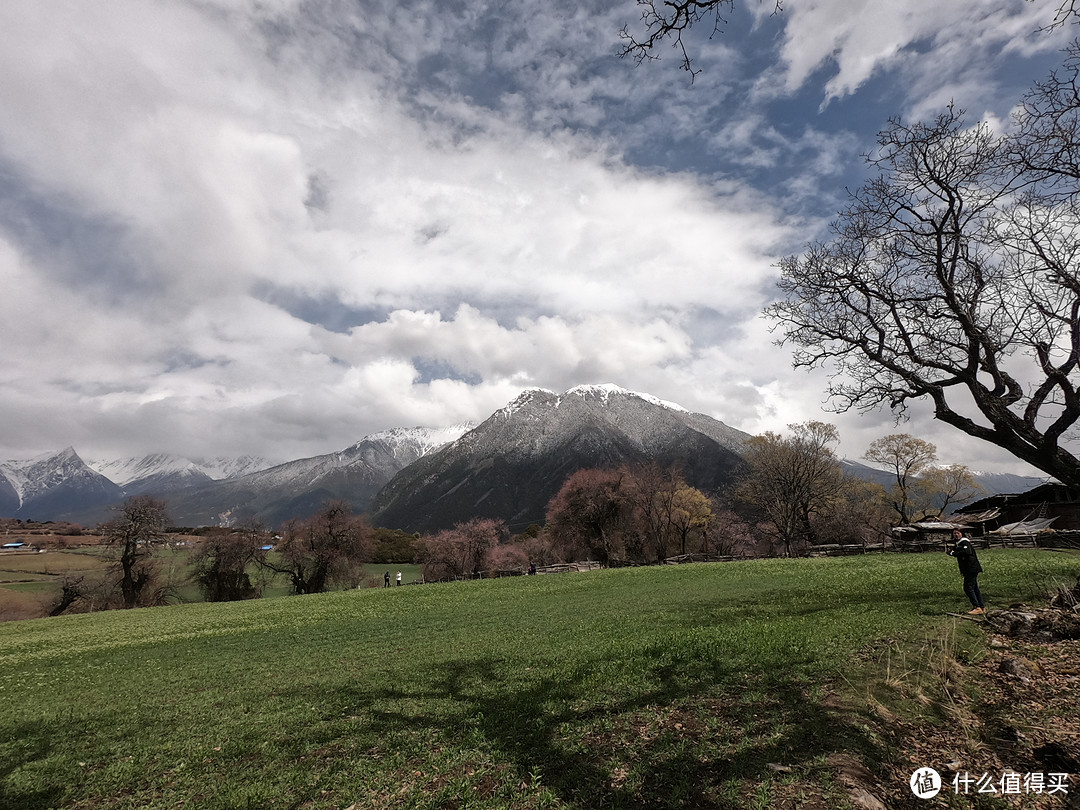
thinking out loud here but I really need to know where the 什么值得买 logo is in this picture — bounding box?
[910,768,942,799]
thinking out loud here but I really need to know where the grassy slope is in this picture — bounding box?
[1,550,1077,810]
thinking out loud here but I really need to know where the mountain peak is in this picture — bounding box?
[496,385,692,421]
[352,424,475,455]
[27,446,81,464]
[371,384,751,532]
[0,446,121,519]
[497,388,557,418]
[563,384,690,413]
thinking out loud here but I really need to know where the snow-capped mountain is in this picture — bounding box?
[962,470,1046,497]
[0,473,18,517]
[3,384,1047,530]
[0,450,276,523]
[162,424,474,527]
[0,428,469,526]
[0,448,123,521]
[369,385,751,533]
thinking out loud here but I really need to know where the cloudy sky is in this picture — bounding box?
[0,0,1073,473]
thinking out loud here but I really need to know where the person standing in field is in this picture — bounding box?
[396,571,402,587]
[384,571,390,588]
[948,529,985,615]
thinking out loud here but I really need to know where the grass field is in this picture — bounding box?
[1,550,1077,809]
[0,550,427,618]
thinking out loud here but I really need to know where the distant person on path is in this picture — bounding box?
[948,529,985,615]
[384,571,390,588]
[396,571,402,587]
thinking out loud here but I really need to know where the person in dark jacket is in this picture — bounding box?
[948,529,985,615]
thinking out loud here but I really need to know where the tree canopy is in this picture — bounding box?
[265,501,373,595]
[545,464,714,564]
[737,421,846,555]
[863,434,981,524]
[864,435,938,525]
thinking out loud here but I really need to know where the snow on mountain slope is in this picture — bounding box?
[0,459,32,505]
[4,447,89,503]
[163,424,475,527]
[231,425,475,491]
[486,385,747,458]
[0,447,122,519]
[564,383,690,413]
[88,454,275,486]
[191,456,275,480]
[361,425,476,456]
[89,454,202,487]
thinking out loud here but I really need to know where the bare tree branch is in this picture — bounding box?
[769,102,1080,484]
[617,0,781,79]
[1038,0,1080,32]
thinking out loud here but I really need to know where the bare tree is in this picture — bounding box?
[769,104,1080,486]
[416,518,504,581]
[703,506,761,556]
[545,468,632,564]
[49,575,85,616]
[811,477,893,549]
[618,1,1074,79]
[100,495,170,609]
[1039,1,1080,32]
[623,463,680,562]
[737,421,846,555]
[864,434,938,525]
[545,464,713,564]
[621,464,713,561]
[918,464,984,518]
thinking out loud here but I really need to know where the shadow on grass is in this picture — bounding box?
[319,652,886,809]
[0,719,66,810]
[0,650,900,810]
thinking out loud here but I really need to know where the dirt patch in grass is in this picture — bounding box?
[723,618,1080,809]
[870,632,1080,808]
[0,586,48,621]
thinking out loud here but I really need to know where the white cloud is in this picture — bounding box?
[0,0,1067,479]
[756,0,1071,110]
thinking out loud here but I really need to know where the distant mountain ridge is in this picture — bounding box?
[840,459,1045,502]
[0,385,1048,529]
[1,425,473,526]
[161,425,474,527]
[87,454,274,487]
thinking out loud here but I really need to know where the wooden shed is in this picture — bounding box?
[956,484,1080,531]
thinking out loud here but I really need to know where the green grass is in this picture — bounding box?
[0,551,422,615]
[0,551,108,582]
[0,581,57,593]
[0,550,1077,810]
